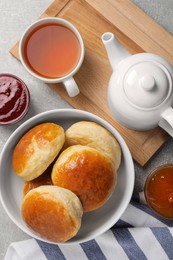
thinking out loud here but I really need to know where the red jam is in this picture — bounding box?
[144,164,173,219]
[0,74,30,124]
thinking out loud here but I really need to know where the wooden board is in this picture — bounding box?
[10,0,173,166]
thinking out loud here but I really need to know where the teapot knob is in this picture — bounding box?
[140,75,155,91]
[122,61,172,108]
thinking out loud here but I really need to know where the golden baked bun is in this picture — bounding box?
[23,163,53,196]
[12,123,65,181]
[21,185,83,243]
[52,145,116,212]
[64,121,121,170]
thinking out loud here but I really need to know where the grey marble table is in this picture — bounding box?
[0,0,173,259]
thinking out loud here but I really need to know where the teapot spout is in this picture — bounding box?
[102,32,131,71]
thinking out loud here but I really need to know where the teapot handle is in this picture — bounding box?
[159,107,173,137]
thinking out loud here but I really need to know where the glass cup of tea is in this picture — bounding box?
[144,164,173,219]
[19,17,85,97]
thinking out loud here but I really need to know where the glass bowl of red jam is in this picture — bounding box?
[144,164,173,219]
[0,74,30,125]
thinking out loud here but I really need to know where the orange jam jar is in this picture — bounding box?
[144,164,173,219]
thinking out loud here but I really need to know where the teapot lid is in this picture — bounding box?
[123,61,172,109]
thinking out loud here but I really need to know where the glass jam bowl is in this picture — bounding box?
[0,73,30,125]
[144,164,173,219]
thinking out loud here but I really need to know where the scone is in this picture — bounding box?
[12,122,65,181]
[64,121,121,170]
[52,145,116,212]
[23,163,53,196]
[21,185,83,243]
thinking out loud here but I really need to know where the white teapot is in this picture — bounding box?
[102,32,173,137]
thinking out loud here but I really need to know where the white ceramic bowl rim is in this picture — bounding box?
[0,109,134,244]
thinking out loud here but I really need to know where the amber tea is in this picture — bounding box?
[23,23,81,79]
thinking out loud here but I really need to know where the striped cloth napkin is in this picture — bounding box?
[5,197,173,260]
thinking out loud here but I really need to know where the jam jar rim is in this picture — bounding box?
[144,163,173,220]
[0,73,30,125]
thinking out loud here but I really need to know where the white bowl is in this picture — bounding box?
[0,109,134,244]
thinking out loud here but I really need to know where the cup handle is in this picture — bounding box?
[158,107,173,137]
[63,77,80,97]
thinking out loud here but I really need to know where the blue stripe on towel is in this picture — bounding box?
[114,219,134,228]
[36,240,66,260]
[131,201,173,227]
[151,227,173,259]
[112,228,147,260]
[81,239,107,260]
